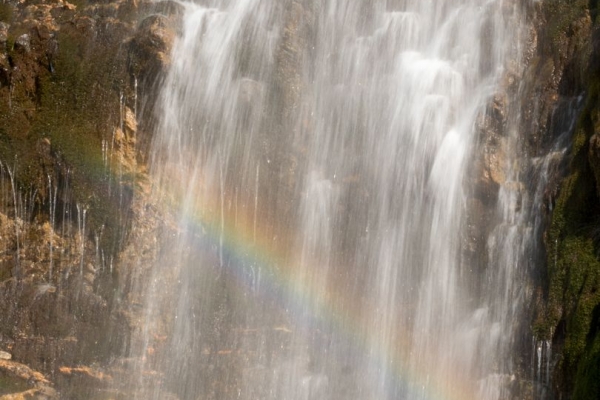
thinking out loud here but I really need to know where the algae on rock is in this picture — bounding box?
[530,1,600,397]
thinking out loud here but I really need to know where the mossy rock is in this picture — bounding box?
[541,26,600,394]
[572,304,600,399]
[0,3,135,254]
[0,2,13,24]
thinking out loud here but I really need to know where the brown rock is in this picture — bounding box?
[74,15,95,33]
[124,106,137,135]
[0,359,55,391]
[0,52,9,86]
[473,113,508,203]
[63,2,76,12]
[59,365,112,384]
[275,0,316,120]
[128,14,176,86]
[0,22,8,47]
[14,34,31,53]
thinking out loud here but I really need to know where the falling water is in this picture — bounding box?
[130,1,530,399]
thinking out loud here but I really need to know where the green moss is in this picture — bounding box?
[572,305,600,399]
[0,373,30,395]
[540,0,592,97]
[0,15,133,254]
[543,48,600,395]
[544,0,588,42]
[0,2,13,23]
[32,25,131,251]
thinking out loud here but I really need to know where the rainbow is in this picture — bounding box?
[146,171,481,400]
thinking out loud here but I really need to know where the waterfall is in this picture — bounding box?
[128,1,530,399]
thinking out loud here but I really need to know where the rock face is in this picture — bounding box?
[128,14,176,86]
[0,0,599,399]
[0,0,177,397]
[127,10,179,158]
[522,1,600,399]
[464,1,600,398]
[0,358,57,399]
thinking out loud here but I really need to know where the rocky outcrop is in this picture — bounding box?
[128,12,177,88]
[127,9,179,159]
[0,358,57,399]
[459,1,600,398]
[523,1,600,399]
[0,0,599,399]
[0,0,179,397]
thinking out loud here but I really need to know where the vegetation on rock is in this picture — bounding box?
[1,0,600,398]
[0,0,170,396]
[531,0,600,397]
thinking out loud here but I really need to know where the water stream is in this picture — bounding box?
[130,1,531,399]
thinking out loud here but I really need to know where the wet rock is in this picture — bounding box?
[127,11,178,159]
[111,105,139,173]
[275,0,316,120]
[489,93,508,132]
[588,132,600,198]
[128,14,176,86]
[0,53,9,86]
[474,121,508,203]
[0,359,57,398]
[238,78,265,107]
[0,22,8,47]
[483,138,507,187]
[20,6,50,31]
[0,0,148,397]
[124,106,137,134]
[58,365,112,386]
[522,3,600,399]
[139,0,185,18]
[14,33,31,53]
[464,199,487,253]
[36,137,51,157]
[74,15,95,33]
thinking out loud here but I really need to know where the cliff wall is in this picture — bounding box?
[0,0,598,398]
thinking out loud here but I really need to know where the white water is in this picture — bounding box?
[131,1,530,399]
